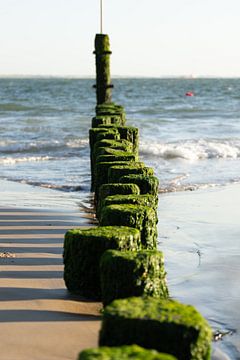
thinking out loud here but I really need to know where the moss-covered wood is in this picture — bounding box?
[100,249,169,306]
[97,183,141,218]
[94,34,112,105]
[78,345,177,360]
[92,115,123,128]
[120,174,159,199]
[89,127,121,190]
[98,125,139,154]
[96,147,135,160]
[94,139,133,154]
[108,164,154,184]
[100,204,157,249]
[96,131,121,142]
[92,146,134,180]
[94,161,131,195]
[63,227,141,300]
[99,297,212,360]
[96,103,126,125]
[96,153,137,164]
[100,194,158,219]
[89,128,120,152]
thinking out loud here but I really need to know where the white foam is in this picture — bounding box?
[0,156,51,165]
[140,139,240,161]
[66,139,89,148]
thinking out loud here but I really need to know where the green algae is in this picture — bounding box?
[92,115,123,128]
[94,161,132,195]
[99,297,212,360]
[98,125,139,154]
[94,35,112,104]
[120,174,159,199]
[97,183,141,218]
[78,344,177,360]
[63,227,141,300]
[100,249,169,306]
[100,194,158,219]
[108,164,154,183]
[100,204,157,249]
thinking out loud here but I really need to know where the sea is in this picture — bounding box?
[0,78,240,193]
[0,77,240,358]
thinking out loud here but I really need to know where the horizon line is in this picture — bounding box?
[0,74,240,79]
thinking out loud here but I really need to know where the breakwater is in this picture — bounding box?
[63,34,213,360]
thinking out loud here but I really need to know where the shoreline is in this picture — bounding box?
[0,179,101,360]
[1,179,239,358]
[158,183,240,359]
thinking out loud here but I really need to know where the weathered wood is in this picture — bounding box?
[94,34,113,104]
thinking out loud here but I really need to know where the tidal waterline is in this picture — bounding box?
[159,184,240,359]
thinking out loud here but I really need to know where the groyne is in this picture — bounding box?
[63,34,212,360]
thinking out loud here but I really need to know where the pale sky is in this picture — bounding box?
[0,0,240,77]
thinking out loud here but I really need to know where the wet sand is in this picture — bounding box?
[0,180,101,360]
[159,184,240,360]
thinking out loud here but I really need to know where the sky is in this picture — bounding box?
[0,0,240,77]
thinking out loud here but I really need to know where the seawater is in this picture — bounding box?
[0,78,240,194]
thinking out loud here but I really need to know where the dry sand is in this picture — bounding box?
[0,180,101,360]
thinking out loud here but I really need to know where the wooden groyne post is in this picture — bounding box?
[94,34,113,104]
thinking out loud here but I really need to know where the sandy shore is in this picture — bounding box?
[0,180,101,360]
[158,183,240,360]
[1,179,239,359]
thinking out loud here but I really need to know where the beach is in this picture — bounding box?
[0,179,101,360]
[0,179,239,359]
[159,183,240,359]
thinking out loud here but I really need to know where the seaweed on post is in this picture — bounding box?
[78,345,177,360]
[100,204,157,249]
[100,249,169,306]
[99,297,212,360]
[63,226,141,300]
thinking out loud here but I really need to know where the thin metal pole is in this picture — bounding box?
[100,0,103,33]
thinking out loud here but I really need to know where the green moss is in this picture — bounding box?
[99,297,212,360]
[96,147,135,159]
[100,249,169,306]
[89,127,120,190]
[108,165,154,183]
[95,34,111,54]
[78,345,177,360]
[89,128,120,151]
[94,139,133,153]
[94,161,132,194]
[96,153,137,164]
[101,194,158,219]
[97,183,141,218]
[98,125,139,154]
[92,115,123,128]
[96,103,126,125]
[96,131,121,142]
[100,204,157,249]
[94,35,112,104]
[120,174,159,199]
[63,227,141,299]
[92,147,134,179]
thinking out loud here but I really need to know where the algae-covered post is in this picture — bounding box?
[94,34,113,104]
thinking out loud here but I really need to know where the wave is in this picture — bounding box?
[0,103,34,111]
[66,139,89,148]
[12,179,85,192]
[140,139,240,161]
[0,138,89,154]
[0,156,52,165]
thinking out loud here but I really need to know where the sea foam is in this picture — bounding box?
[140,139,240,161]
